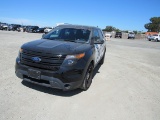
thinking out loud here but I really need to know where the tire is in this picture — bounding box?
[81,63,94,91]
[156,38,158,42]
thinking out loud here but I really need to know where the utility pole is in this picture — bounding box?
[158,23,160,34]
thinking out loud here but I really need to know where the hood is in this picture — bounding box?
[21,39,91,55]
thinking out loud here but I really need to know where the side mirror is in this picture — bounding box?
[95,40,104,44]
[91,37,104,44]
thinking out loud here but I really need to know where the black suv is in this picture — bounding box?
[12,24,21,31]
[15,24,106,91]
[115,32,122,38]
[28,26,39,33]
[36,28,45,33]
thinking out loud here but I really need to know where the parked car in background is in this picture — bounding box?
[105,33,112,38]
[150,34,160,42]
[8,24,13,31]
[17,25,26,32]
[128,32,135,39]
[28,26,39,33]
[147,34,153,41]
[44,27,53,34]
[104,33,112,40]
[12,24,21,31]
[115,32,122,38]
[25,26,32,32]
[36,28,45,33]
[0,23,8,30]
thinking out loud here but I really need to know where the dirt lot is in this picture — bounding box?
[0,31,160,120]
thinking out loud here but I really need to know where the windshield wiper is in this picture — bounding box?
[63,39,75,42]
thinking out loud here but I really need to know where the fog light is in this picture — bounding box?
[64,84,71,89]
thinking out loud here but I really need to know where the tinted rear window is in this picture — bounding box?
[116,32,122,34]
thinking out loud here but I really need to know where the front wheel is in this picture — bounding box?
[81,63,94,91]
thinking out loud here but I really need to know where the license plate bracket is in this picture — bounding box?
[28,69,41,79]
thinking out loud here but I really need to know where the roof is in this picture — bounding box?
[57,24,98,30]
[145,32,158,35]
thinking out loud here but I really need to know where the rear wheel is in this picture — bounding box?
[81,63,94,91]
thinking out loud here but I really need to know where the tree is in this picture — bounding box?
[102,26,120,32]
[102,26,114,32]
[144,17,160,32]
[123,30,128,33]
[133,30,138,34]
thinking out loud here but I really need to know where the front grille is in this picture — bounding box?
[20,49,66,71]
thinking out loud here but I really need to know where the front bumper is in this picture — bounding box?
[15,58,86,91]
[128,36,135,38]
[115,35,122,37]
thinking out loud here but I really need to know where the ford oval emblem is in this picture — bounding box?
[31,57,41,62]
[57,54,62,58]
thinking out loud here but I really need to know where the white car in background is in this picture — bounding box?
[128,32,135,39]
[105,33,112,38]
[150,34,160,42]
[147,35,153,41]
[104,33,112,41]
[44,27,53,34]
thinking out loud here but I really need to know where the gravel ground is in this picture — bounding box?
[0,31,160,120]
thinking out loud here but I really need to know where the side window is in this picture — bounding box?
[93,29,100,38]
[93,29,100,41]
[98,29,104,40]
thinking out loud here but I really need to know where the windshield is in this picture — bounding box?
[43,27,91,43]
[153,34,158,36]
[39,28,44,30]
[129,32,134,34]
[30,26,38,28]
[46,27,52,29]
[116,32,122,34]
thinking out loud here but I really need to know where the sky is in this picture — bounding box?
[0,0,160,32]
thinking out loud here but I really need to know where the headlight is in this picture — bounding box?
[18,48,23,58]
[19,48,23,53]
[65,53,85,59]
[62,53,85,66]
